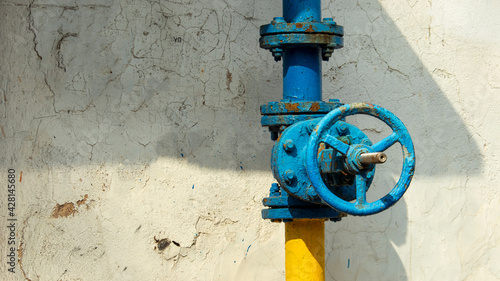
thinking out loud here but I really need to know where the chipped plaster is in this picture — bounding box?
[0,0,499,280]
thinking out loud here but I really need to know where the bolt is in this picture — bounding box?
[338,136,352,145]
[361,139,372,146]
[273,17,285,23]
[322,47,334,61]
[271,47,283,62]
[269,183,280,196]
[283,139,295,152]
[323,18,336,25]
[306,123,316,134]
[284,170,295,184]
[337,123,348,135]
[306,185,319,201]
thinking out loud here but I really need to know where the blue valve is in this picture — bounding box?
[306,103,416,216]
[258,0,415,221]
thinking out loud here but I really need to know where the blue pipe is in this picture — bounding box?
[282,0,322,101]
[283,0,321,23]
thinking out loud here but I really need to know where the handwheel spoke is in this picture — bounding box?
[371,132,399,152]
[355,174,368,205]
[322,134,350,155]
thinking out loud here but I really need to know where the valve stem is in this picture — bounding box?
[360,152,387,164]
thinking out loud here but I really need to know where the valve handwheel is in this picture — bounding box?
[306,103,415,216]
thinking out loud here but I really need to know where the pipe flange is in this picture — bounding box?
[260,18,344,36]
[259,17,344,61]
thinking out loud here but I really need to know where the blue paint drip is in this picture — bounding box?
[245,245,252,257]
[192,185,195,189]
[348,259,350,268]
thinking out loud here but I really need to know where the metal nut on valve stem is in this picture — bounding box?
[359,152,387,164]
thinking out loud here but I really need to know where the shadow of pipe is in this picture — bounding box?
[3,0,481,178]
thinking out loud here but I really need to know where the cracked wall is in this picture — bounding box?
[1,0,499,280]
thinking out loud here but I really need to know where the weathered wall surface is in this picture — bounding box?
[0,0,499,280]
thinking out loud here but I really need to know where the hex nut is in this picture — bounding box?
[284,170,295,183]
[283,139,295,152]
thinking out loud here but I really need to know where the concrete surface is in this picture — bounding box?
[0,0,499,280]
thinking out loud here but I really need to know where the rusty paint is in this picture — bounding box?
[295,23,303,28]
[305,24,315,33]
[19,171,22,182]
[309,102,320,112]
[318,143,326,154]
[285,103,300,112]
[51,202,76,218]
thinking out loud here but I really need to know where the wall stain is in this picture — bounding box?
[77,194,88,206]
[51,202,76,218]
[51,194,89,218]
[226,70,232,90]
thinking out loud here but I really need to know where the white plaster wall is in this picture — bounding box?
[0,0,499,280]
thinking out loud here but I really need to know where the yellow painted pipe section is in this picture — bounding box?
[285,219,325,281]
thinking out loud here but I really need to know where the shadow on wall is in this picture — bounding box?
[9,0,481,177]
[325,178,409,280]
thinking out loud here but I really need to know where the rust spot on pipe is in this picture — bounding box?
[285,103,300,112]
[305,25,315,33]
[310,102,320,112]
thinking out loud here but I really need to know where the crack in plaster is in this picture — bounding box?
[28,0,42,60]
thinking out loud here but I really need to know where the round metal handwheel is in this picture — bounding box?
[305,103,415,216]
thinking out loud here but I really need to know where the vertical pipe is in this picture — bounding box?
[283,0,321,23]
[282,1,325,280]
[282,0,322,101]
[285,220,325,281]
